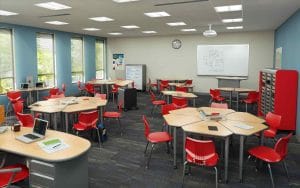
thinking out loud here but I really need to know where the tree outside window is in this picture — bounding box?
[71,37,83,83]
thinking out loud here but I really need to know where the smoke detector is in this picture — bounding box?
[203,24,217,37]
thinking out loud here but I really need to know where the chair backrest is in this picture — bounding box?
[246,91,259,102]
[160,80,169,90]
[161,103,176,115]
[176,86,188,92]
[95,93,107,100]
[12,101,24,114]
[142,115,150,138]
[266,112,282,130]
[274,133,293,159]
[85,83,95,94]
[185,79,193,85]
[78,110,99,128]
[149,90,156,102]
[16,112,34,127]
[185,137,216,163]
[172,96,188,108]
[112,84,119,92]
[210,102,228,109]
[210,89,222,100]
[7,91,21,102]
[49,88,59,96]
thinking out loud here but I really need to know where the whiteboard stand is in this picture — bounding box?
[125,64,146,91]
[216,77,247,88]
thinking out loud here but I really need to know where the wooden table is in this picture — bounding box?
[87,79,133,96]
[0,127,90,187]
[156,78,187,92]
[18,87,52,104]
[168,83,194,92]
[161,91,198,106]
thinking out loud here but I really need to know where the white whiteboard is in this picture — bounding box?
[125,65,143,90]
[197,44,249,76]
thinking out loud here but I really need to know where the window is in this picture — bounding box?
[37,33,55,87]
[0,29,14,94]
[71,37,84,83]
[95,40,105,79]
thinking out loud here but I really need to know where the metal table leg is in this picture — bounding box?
[53,113,57,130]
[173,127,177,169]
[224,136,229,183]
[65,113,69,133]
[239,135,245,182]
[183,131,186,163]
[229,91,232,108]
[236,92,240,111]
[193,98,196,107]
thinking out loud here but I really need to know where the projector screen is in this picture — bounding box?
[197,44,249,76]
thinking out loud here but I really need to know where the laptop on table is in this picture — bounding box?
[16,118,48,144]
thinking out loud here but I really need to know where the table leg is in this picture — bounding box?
[183,131,186,163]
[65,113,69,133]
[36,91,39,101]
[173,127,177,169]
[99,106,104,124]
[229,91,232,108]
[193,99,196,107]
[224,136,229,183]
[239,135,245,183]
[53,113,57,130]
[236,92,240,111]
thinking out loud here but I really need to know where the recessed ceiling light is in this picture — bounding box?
[144,11,170,18]
[89,17,114,22]
[121,25,140,29]
[83,28,100,31]
[113,0,139,3]
[226,26,243,30]
[0,10,18,16]
[214,5,242,12]
[181,28,196,32]
[35,2,71,10]
[142,31,157,34]
[166,22,186,26]
[108,32,123,35]
[222,18,243,23]
[45,21,69,25]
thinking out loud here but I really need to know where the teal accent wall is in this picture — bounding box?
[274,9,300,135]
[0,23,106,106]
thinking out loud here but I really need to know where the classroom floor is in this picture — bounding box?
[10,92,300,188]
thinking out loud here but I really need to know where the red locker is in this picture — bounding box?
[258,69,298,131]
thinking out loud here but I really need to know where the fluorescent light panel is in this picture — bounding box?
[166,22,186,26]
[83,28,100,31]
[142,31,157,34]
[222,18,243,23]
[144,11,170,18]
[108,32,123,35]
[35,2,71,10]
[227,26,243,30]
[45,21,69,25]
[214,5,242,12]
[181,28,196,32]
[0,10,18,16]
[89,17,114,22]
[113,0,139,3]
[121,25,140,29]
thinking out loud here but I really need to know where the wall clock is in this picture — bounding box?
[172,39,182,49]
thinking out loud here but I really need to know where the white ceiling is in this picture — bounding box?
[0,0,299,38]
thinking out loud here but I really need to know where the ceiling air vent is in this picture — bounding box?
[39,13,71,18]
[155,0,208,6]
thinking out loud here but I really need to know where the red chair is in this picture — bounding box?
[148,78,158,92]
[12,101,24,115]
[149,90,166,116]
[258,112,282,143]
[49,93,65,98]
[175,86,188,93]
[6,91,24,116]
[95,93,107,100]
[161,103,176,131]
[242,91,259,112]
[185,79,193,85]
[0,161,29,188]
[248,133,293,188]
[77,81,85,96]
[209,89,226,103]
[43,87,59,100]
[16,112,34,127]
[159,80,169,91]
[182,137,219,187]
[73,110,101,147]
[142,115,172,168]
[172,96,188,109]
[85,83,95,96]
[111,84,119,103]
[210,102,228,109]
[103,101,123,135]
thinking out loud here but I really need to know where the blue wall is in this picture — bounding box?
[0,23,106,106]
[274,9,300,135]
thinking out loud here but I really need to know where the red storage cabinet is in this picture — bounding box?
[258,69,298,131]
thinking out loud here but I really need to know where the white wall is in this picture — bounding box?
[107,31,274,93]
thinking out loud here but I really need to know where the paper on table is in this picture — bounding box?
[234,124,253,130]
[38,138,69,154]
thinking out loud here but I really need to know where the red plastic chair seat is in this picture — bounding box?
[103,111,121,118]
[243,98,257,104]
[263,129,277,138]
[0,164,29,187]
[152,100,166,105]
[186,153,219,167]
[147,132,172,143]
[73,123,94,131]
[248,146,282,163]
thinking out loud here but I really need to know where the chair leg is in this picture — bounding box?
[267,163,275,188]
[282,160,290,181]
[166,141,170,154]
[214,166,218,188]
[96,128,101,148]
[144,141,149,154]
[245,103,248,112]
[182,161,188,187]
[146,144,155,169]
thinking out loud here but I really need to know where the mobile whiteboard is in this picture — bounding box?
[197,44,249,76]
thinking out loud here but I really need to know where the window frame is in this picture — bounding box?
[71,36,84,83]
